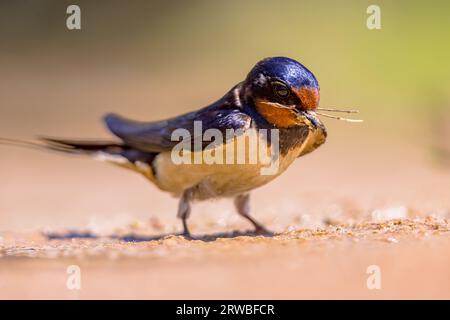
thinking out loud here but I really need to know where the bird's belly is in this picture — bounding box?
[152,129,309,199]
[195,164,283,199]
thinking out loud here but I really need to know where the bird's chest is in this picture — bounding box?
[153,127,311,199]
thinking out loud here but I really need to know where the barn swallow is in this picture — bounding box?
[1,57,361,237]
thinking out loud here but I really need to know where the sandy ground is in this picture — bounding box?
[1,135,450,299]
[1,218,450,299]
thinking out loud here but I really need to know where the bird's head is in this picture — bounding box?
[242,57,321,128]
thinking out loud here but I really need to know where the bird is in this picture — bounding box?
[0,57,361,237]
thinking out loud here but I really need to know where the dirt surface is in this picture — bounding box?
[1,217,450,299]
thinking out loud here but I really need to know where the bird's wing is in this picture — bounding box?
[104,88,252,152]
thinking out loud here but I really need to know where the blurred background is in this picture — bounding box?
[0,0,449,233]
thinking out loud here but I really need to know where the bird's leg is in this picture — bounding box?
[234,193,270,235]
[177,188,194,237]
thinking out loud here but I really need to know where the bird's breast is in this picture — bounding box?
[151,126,314,200]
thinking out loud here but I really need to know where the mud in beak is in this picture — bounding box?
[302,111,320,128]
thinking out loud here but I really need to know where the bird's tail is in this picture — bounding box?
[0,137,157,181]
[0,137,123,156]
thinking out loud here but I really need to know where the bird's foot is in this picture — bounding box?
[181,228,193,240]
[254,225,272,236]
[182,234,192,240]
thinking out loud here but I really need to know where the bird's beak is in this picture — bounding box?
[302,111,320,128]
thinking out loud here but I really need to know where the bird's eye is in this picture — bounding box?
[272,82,290,98]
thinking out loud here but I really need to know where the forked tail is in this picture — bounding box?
[0,137,157,180]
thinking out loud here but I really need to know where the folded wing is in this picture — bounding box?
[104,92,252,153]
